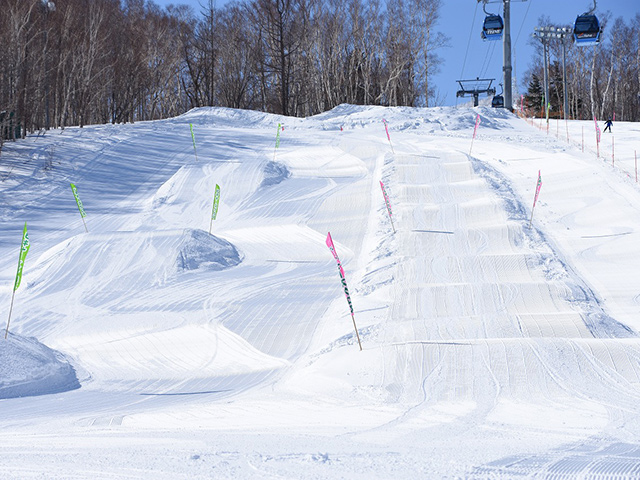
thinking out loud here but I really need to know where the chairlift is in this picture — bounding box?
[573,1,601,46]
[480,1,503,41]
[457,77,496,107]
[492,83,504,108]
[482,14,504,41]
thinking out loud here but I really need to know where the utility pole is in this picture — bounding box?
[503,0,512,111]
[533,26,571,121]
[532,28,550,124]
[561,37,568,119]
[543,37,549,123]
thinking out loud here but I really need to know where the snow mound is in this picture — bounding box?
[260,161,291,187]
[308,103,516,134]
[439,106,515,132]
[311,103,386,122]
[0,334,80,399]
[177,229,242,271]
[59,322,290,383]
[176,107,300,130]
[278,145,367,177]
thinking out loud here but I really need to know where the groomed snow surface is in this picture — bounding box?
[1,105,640,478]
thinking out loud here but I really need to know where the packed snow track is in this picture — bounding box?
[1,105,640,478]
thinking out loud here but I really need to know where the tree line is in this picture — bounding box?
[523,14,640,122]
[0,0,447,143]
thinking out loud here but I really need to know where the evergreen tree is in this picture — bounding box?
[524,73,543,116]
[549,61,564,118]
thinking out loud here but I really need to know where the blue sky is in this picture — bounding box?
[154,0,639,107]
[436,0,639,106]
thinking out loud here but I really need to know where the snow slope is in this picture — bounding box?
[1,105,640,478]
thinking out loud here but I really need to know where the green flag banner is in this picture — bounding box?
[6,222,30,338]
[275,123,282,149]
[14,222,30,291]
[190,123,198,161]
[211,184,221,221]
[70,183,86,218]
[209,184,220,234]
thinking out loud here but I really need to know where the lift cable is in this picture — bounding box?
[514,0,534,47]
[459,1,480,79]
[481,40,498,79]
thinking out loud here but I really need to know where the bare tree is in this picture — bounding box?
[249,0,304,115]
[0,0,454,138]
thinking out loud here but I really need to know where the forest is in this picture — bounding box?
[1,0,638,147]
[0,0,445,142]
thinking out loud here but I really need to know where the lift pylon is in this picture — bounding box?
[456,78,496,107]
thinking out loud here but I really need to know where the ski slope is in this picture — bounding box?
[1,105,640,478]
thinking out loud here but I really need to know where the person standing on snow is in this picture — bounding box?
[604,118,613,133]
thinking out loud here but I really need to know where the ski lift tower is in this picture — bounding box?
[477,0,528,112]
[456,78,496,107]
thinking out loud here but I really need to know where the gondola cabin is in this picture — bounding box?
[482,14,504,41]
[491,95,504,108]
[573,14,601,45]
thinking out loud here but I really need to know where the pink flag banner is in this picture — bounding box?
[594,116,601,144]
[529,170,542,227]
[382,119,395,153]
[470,114,481,155]
[379,180,396,233]
[473,114,481,139]
[326,232,362,350]
[533,170,542,209]
[382,119,391,141]
[326,232,346,280]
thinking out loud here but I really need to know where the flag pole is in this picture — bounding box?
[529,205,535,228]
[351,313,362,351]
[5,290,16,339]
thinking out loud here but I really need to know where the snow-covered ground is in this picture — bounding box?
[1,104,640,478]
